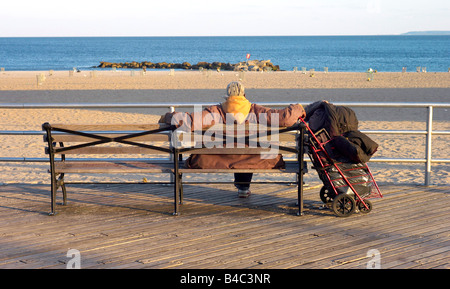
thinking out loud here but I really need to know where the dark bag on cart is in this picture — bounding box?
[326,162,373,198]
[331,131,378,163]
[324,130,378,163]
[305,101,359,137]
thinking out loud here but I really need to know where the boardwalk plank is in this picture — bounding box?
[0,183,448,269]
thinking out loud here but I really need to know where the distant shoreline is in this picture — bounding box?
[401,31,450,36]
[2,68,450,73]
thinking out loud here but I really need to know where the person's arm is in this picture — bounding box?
[159,105,223,131]
[253,103,306,127]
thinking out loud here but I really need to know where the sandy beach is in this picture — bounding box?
[1,70,450,90]
[0,70,449,186]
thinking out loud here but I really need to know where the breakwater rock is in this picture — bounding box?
[97,60,280,72]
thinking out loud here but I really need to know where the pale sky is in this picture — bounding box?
[1,0,449,37]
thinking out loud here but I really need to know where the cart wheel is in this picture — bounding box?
[332,194,356,217]
[320,186,336,203]
[358,199,372,214]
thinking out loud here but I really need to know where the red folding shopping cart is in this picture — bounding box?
[299,118,383,217]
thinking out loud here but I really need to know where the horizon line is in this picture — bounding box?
[0,34,424,38]
[2,30,449,38]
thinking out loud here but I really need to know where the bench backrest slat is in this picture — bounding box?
[44,123,173,156]
[49,124,163,131]
[51,133,170,143]
[177,132,297,143]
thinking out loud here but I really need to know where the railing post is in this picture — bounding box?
[169,106,175,184]
[425,106,433,186]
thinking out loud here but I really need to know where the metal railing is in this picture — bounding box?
[0,102,449,186]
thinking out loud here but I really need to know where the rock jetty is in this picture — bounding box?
[97,60,280,72]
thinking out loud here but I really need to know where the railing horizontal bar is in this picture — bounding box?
[0,103,186,109]
[0,158,47,162]
[1,102,450,109]
[364,131,450,135]
[0,131,169,136]
[432,159,450,163]
[369,158,425,163]
[0,157,171,163]
[65,182,174,185]
[368,158,450,163]
[0,131,46,135]
[364,130,450,135]
[1,157,449,164]
[363,130,426,135]
[1,130,449,136]
[433,131,450,135]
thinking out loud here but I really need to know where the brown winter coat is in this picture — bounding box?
[160,102,306,169]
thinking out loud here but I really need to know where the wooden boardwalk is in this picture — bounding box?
[0,181,448,269]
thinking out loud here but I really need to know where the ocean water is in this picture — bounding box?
[0,36,449,72]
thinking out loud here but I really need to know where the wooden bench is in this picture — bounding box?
[42,123,177,216]
[42,122,306,216]
[172,123,306,216]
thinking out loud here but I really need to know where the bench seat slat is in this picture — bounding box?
[53,146,171,155]
[179,161,300,174]
[53,160,300,174]
[179,147,279,155]
[179,168,297,173]
[54,161,173,174]
[179,147,297,155]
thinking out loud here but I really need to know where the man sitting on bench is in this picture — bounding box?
[160,81,306,198]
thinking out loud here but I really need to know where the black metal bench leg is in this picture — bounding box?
[49,175,57,216]
[297,124,305,216]
[45,124,58,216]
[61,183,67,206]
[179,173,183,205]
[173,172,180,216]
[173,150,180,216]
[57,173,67,206]
[297,172,304,216]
